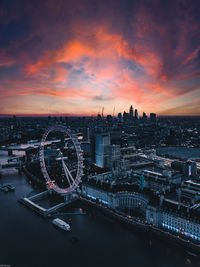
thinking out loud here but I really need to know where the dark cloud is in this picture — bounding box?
[93,95,113,101]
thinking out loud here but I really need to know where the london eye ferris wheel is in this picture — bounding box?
[39,125,84,195]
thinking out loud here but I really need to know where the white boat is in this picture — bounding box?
[52,218,71,231]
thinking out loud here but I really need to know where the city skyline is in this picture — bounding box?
[0,0,200,116]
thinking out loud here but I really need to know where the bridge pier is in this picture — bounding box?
[29,190,49,201]
[20,190,75,217]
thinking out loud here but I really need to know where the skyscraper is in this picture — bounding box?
[95,132,110,168]
[117,112,123,123]
[135,109,139,120]
[150,113,156,122]
[104,144,120,169]
[129,105,134,120]
[123,111,129,122]
[142,112,147,120]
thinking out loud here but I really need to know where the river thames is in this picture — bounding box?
[0,152,199,267]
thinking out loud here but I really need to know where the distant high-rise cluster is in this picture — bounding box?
[116,105,156,123]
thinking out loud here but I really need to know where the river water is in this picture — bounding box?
[0,152,199,267]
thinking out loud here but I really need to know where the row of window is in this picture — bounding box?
[163,215,199,228]
[162,223,200,241]
[119,198,146,207]
[162,214,200,234]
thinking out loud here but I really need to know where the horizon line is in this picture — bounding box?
[0,113,200,118]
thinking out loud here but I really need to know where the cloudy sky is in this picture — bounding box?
[0,0,200,116]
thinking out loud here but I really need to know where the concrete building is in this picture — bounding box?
[104,144,120,169]
[83,127,90,142]
[142,170,181,193]
[95,132,110,168]
[171,160,198,178]
[82,184,149,213]
[82,175,200,243]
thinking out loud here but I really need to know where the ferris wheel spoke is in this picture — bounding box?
[61,158,73,187]
[62,158,77,187]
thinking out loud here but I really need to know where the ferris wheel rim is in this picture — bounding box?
[39,125,83,195]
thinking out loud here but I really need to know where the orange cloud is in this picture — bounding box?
[24,23,167,110]
[26,26,135,73]
[1,2,200,117]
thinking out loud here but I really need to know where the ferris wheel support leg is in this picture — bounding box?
[61,159,72,187]
[62,159,78,187]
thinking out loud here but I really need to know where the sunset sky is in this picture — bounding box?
[0,0,200,116]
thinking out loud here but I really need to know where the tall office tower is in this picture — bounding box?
[150,113,157,122]
[95,132,110,168]
[123,111,129,122]
[129,105,134,120]
[83,127,90,142]
[117,113,123,123]
[142,112,147,120]
[97,114,102,121]
[135,109,139,120]
[106,115,112,124]
[104,144,120,169]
